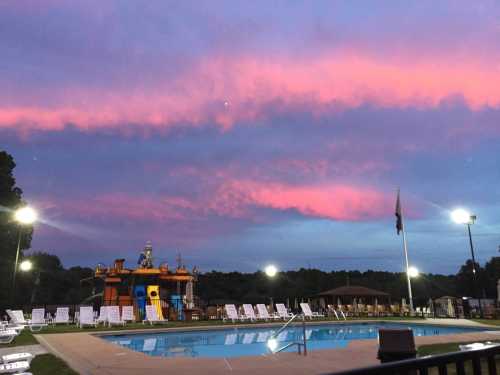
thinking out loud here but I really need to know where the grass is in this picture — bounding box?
[418,341,500,375]
[30,354,78,375]
[2,332,76,374]
[5,329,38,347]
[473,319,500,327]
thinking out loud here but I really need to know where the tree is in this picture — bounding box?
[0,150,33,310]
[483,257,500,298]
[455,259,486,298]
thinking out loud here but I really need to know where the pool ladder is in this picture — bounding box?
[268,314,307,356]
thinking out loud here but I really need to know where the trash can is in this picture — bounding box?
[377,329,417,363]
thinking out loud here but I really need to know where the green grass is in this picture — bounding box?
[30,354,78,375]
[473,319,500,327]
[2,333,76,374]
[5,329,38,347]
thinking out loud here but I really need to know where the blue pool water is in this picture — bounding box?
[102,322,489,358]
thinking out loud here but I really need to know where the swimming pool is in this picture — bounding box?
[103,322,489,358]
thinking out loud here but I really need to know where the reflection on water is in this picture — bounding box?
[103,323,485,358]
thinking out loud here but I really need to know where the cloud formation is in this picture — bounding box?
[2,1,500,272]
[2,53,500,133]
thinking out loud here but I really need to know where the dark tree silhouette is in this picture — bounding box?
[0,150,33,310]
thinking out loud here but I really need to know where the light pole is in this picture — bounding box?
[264,265,278,312]
[18,259,41,306]
[451,208,483,318]
[12,206,37,291]
[407,266,419,314]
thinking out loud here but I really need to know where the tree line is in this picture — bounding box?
[197,258,499,306]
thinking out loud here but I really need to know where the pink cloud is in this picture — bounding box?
[2,52,500,134]
[42,180,395,226]
[215,180,393,221]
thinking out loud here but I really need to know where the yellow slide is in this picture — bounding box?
[147,285,164,320]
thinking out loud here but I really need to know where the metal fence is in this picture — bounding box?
[327,344,500,375]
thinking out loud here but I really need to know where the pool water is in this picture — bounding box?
[103,322,488,358]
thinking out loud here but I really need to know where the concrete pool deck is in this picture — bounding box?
[35,319,500,375]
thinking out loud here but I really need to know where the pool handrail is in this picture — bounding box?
[268,314,308,356]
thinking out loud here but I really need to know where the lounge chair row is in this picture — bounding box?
[2,305,168,330]
[223,302,328,322]
[326,304,433,317]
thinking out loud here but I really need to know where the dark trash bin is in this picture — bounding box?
[377,329,417,363]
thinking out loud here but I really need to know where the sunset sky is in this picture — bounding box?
[2,1,500,273]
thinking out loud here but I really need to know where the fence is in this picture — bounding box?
[327,344,500,375]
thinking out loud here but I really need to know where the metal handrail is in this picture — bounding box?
[273,313,299,337]
[268,314,308,356]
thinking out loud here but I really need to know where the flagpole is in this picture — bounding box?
[401,219,414,315]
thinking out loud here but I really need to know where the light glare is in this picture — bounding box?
[20,260,33,272]
[267,338,278,351]
[264,265,278,278]
[451,209,471,224]
[14,206,38,225]
[407,266,419,278]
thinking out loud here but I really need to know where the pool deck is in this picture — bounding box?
[35,319,500,375]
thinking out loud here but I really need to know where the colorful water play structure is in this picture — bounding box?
[94,241,199,321]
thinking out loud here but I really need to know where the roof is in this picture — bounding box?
[435,295,456,300]
[316,285,390,297]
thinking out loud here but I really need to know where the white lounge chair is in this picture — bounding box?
[2,352,33,364]
[143,305,167,325]
[256,304,273,321]
[242,304,257,321]
[96,306,109,325]
[300,303,324,319]
[78,306,97,328]
[107,306,125,327]
[0,360,30,374]
[223,304,245,323]
[275,304,293,320]
[121,306,135,322]
[0,330,19,345]
[28,308,47,332]
[54,307,70,324]
[6,310,27,329]
[8,310,46,332]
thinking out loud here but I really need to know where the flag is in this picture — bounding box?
[395,189,403,235]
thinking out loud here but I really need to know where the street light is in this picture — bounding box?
[19,260,33,272]
[14,207,38,225]
[265,265,278,278]
[407,266,419,278]
[450,208,483,318]
[12,206,37,291]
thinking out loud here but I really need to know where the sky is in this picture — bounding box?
[2,0,500,274]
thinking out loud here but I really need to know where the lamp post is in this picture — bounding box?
[264,265,278,312]
[451,209,483,318]
[12,206,37,291]
[18,260,41,306]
